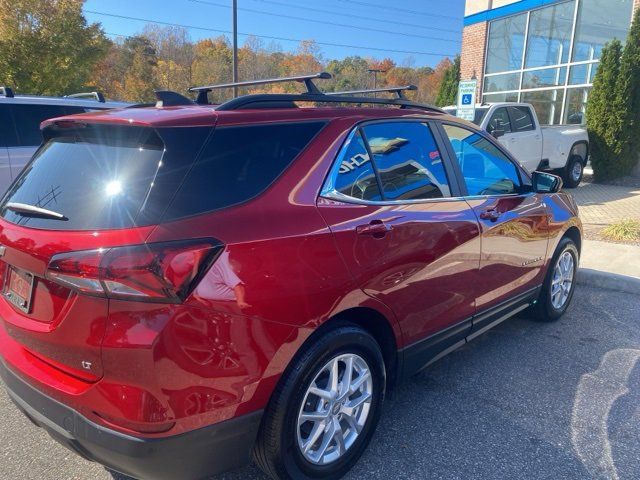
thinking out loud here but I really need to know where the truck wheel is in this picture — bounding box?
[562,155,584,188]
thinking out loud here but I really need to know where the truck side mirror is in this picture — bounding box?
[491,128,505,139]
[532,171,563,193]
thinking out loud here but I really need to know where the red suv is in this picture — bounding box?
[0,74,581,480]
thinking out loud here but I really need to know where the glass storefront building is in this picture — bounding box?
[462,0,636,125]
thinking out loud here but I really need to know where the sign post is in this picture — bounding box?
[456,79,477,122]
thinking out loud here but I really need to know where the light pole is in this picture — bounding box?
[232,0,238,97]
[368,68,386,97]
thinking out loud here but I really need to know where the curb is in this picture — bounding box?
[576,268,640,296]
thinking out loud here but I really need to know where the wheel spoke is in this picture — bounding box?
[341,356,354,397]
[345,391,371,412]
[329,358,340,395]
[300,412,326,424]
[333,417,346,455]
[303,420,325,454]
[349,369,370,394]
[314,420,335,461]
[344,410,363,434]
[309,386,332,400]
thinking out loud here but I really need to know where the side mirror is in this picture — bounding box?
[532,171,563,193]
[491,128,505,139]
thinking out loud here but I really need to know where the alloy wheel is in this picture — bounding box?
[296,353,373,465]
[551,250,575,309]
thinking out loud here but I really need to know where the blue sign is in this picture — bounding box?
[461,94,472,105]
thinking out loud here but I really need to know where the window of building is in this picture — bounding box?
[522,67,567,89]
[563,87,591,124]
[483,73,521,93]
[480,0,633,125]
[524,1,575,68]
[521,89,565,125]
[442,124,521,196]
[572,0,634,62]
[485,13,528,74]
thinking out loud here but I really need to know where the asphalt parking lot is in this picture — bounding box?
[1,284,639,480]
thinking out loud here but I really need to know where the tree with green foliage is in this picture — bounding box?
[615,8,640,176]
[0,0,109,95]
[435,55,460,107]
[586,39,623,181]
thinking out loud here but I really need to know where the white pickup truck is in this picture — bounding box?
[443,103,589,188]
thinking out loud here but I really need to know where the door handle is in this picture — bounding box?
[479,208,501,222]
[356,220,392,238]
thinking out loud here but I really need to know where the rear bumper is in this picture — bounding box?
[0,358,262,480]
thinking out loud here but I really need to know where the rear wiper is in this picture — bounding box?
[4,202,67,220]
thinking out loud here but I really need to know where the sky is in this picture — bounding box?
[83,0,465,67]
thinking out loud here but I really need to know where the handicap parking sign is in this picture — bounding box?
[456,80,477,121]
[461,94,472,105]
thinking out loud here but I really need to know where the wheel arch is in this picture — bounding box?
[563,225,582,255]
[569,140,589,163]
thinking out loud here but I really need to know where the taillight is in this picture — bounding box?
[46,239,222,303]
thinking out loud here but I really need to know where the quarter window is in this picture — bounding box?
[330,130,381,201]
[361,122,450,200]
[442,124,522,196]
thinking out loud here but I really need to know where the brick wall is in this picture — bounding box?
[634,0,639,14]
[460,22,488,98]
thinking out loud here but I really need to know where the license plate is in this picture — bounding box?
[4,267,34,313]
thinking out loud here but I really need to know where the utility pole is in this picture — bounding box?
[368,68,386,97]
[232,0,238,97]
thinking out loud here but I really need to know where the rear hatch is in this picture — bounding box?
[0,121,213,380]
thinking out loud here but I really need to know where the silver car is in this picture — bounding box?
[0,88,128,194]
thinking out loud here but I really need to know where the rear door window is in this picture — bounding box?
[9,104,70,146]
[0,125,166,230]
[0,105,18,147]
[362,122,451,200]
[509,106,535,132]
[163,121,326,220]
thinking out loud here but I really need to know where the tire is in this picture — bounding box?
[253,323,386,480]
[530,237,579,322]
[562,154,584,188]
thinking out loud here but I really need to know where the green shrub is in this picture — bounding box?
[435,55,460,107]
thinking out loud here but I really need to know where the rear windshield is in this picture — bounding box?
[0,125,164,230]
[161,121,326,221]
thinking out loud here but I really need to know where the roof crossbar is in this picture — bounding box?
[189,72,332,105]
[64,91,105,102]
[326,85,417,99]
[214,92,445,114]
[0,87,15,98]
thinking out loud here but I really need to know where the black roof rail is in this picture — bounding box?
[189,72,332,105]
[154,90,195,107]
[215,92,446,114]
[326,85,417,99]
[64,91,105,103]
[0,87,14,98]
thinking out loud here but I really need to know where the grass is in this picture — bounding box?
[601,218,640,242]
